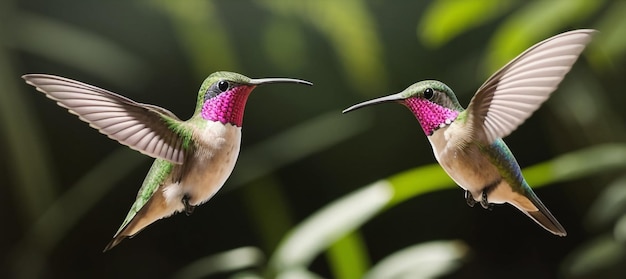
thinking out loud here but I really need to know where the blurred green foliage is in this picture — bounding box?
[1,0,625,278]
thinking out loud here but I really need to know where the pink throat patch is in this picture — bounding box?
[201,86,254,126]
[403,97,459,136]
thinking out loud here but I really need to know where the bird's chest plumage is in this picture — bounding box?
[178,122,242,205]
[427,125,501,193]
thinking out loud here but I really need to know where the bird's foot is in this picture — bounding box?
[480,191,493,211]
[465,190,476,207]
[182,195,195,216]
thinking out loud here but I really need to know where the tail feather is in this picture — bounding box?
[103,236,128,252]
[513,188,567,236]
[524,210,566,236]
[102,188,173,252]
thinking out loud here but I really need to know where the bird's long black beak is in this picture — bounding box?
[249,78,313,86]
[342,92,406,113]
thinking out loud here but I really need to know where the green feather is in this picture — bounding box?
[114,159,174,236]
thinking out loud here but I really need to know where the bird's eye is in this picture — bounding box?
[423,88,434,99]
[217,81,229,92]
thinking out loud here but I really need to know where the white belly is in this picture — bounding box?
[428,125,504,202]
[163,122,241,206]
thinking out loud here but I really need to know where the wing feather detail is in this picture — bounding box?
[467,29,596,144]
[23,74,187,164]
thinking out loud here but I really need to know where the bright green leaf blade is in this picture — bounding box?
[523,144,626,188]
[240,176,295,251]
[235,112,372,267]
[276,268,325,279]
[388,164,455,208]
[270,144,626,275]
[173,246,265,279]
[268,181,393,276]
[363,240,468,279]
[419,0,515,47]
[485,0,601,73]
[326,232,370,279]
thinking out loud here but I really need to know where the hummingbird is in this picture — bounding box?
[343,29,597,236]
[22,71,312,251]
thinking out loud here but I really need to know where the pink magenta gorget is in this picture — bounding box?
[403,97,459,136]
[201,86,254,127]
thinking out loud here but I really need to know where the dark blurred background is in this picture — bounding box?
[1,0,625,278]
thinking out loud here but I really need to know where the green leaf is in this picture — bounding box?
[173,246,265,279]
[587,1,626,71]
[268,181,393,276]
[615,214,626,243]
[259,0,388,94]
[15,148,147,254]
[585,175,626,229]
[523,144,626,188]
[419,0,515,47]
[561,234,625,277]
[14,13,149,88]
[148,0,238,78]
[240,176,295,251]
[10,148,147,278]
[485,0,602,74]
[0,45,58,221]
[326,232,370,279]
[387,163,454,208]
[275,268,325,279]
[263,18,307,72]
[269,144,626,275]
[363,240,468,279]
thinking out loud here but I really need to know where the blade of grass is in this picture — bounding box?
[485,0,601,73]
[14,13,149,88]
[419,0,515,47]
[239,176,296,251]
[363,240,468,279]
[269,144,626,276]
[173,246,265,279]
[523,143,626,187]
[326,231,370,279]
[148,0,238,79]
[268,181,393,276]
[0,42,58,221]
[258,0,388,94]
[10,148,147,279]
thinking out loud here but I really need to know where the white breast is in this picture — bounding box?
[427,124,501,196]
[163,122,242,206]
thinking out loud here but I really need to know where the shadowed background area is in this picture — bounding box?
[1,0,625,278]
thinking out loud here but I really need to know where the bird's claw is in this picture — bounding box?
[465,190,476,207]
[480,191,493,211]
[182,195,195,216]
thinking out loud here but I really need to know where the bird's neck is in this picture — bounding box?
[201,86,254,127]
[403,97,459,136]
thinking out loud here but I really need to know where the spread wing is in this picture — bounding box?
[23,74,187,164]
[466,29,596,144]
